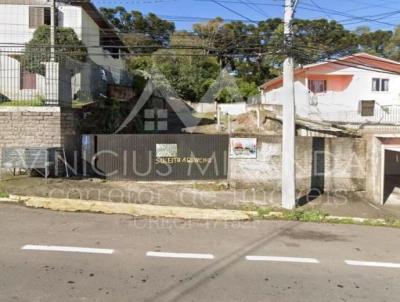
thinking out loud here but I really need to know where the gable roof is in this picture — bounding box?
[261,53,400,91]
[69,1,125,47]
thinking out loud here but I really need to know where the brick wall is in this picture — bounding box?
[228,135,366,192]
[0,107,77,151]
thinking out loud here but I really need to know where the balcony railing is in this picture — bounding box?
[312,106,400,125]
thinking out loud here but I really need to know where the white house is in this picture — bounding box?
[0,0,128,105]
[261,53,400,125]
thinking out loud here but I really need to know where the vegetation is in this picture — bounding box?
[79,97,144,134]
[0,191,9,198]
[250,206,400,228]
[100,7,175,52]
[20,25,87,74]
[0,98,44,106]
[99,9,400,103]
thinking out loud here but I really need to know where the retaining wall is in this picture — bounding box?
[0,107,77,151]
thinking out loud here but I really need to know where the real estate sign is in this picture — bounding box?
[229,138,257,159]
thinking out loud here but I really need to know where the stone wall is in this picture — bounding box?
[228,135,366,192]
[0,107,77,152]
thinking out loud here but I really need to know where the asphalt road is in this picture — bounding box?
[1,204,400,302]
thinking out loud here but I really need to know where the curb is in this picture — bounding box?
[0,195,395,226]
[0,195,254,221]
[261,212,390,226]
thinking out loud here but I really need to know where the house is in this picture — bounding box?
[260,53,400,125]
[0,0,129,105]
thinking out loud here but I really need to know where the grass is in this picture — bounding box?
[251,206,400,228]
[192,182,230,191]
[0,98,44,106]
[72,100,93,109]
[0,191,9,198]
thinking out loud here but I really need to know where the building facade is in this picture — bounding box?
[261,53,400,125]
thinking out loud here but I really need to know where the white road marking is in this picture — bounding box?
[21,245,114,255]
[146,251,214,259]
[246,256,320,264]
[345,260,400,268]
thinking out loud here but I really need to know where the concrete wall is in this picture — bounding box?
[218,103,247,115]
[228,135,366,192]
[0,4,34,52]
[364,135,383,204]
[0,107,77,152]
[186,102,218,113]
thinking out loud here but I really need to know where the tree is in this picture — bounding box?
[292,19,358,64]
[356,28,393,55]
[385,26,400,61]
[21,25,87,74]
[100,7,175,52]
[193,17,224,54]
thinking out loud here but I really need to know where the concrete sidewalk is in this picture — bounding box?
[1,175,400,221]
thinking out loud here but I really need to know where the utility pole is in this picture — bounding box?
[50,0,56,61]
[282,0,298,209]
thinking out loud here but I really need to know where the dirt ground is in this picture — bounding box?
[1,175,400,219]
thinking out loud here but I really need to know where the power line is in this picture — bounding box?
[208,0,259,23]
[195,0,283,7]
[298,3,399,27]
[308,0,335,20]
[236,0,270,18]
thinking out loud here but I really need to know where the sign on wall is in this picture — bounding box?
[156,144,178,158]
[229,138,257,159]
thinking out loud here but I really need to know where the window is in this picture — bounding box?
[20,68,36,90]
[29,7,51,28]
[359,100,375,117]
[372,78,389,92]
[308,80,327,94]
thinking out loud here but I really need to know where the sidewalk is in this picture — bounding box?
[1,175,400,221]
[0,176,280,210]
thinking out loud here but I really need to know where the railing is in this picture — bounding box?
[0,49,128,107]
[314,106,400,125]
[247,94,262,105]
[262,88,400,126]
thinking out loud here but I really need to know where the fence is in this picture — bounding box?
[0,49,130,107]
[82,134,229,181]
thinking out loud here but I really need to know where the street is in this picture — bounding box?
[1,204,400,302]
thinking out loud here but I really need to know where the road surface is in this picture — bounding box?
[1,204,400,302]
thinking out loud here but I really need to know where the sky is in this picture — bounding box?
[93,0,400,31]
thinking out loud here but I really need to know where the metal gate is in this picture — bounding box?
[82,134,229,181]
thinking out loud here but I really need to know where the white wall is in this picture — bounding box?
[0,5,34,52]
[262,66,400,123]
[58,5,82,40]
[218,102,247,115]
[0,54,46,101]
[60,5,126,84]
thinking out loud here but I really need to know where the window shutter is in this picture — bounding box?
[382,79,389,92]
[360,100,375,117]
[29,7,44,28]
